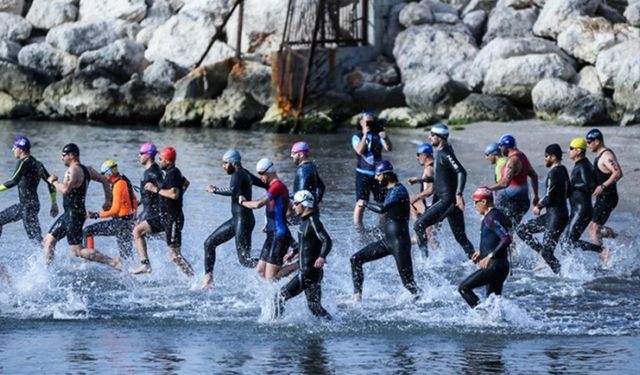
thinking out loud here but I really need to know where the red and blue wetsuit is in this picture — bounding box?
[259,179,292,266]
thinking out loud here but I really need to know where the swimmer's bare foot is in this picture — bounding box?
[130,263,152,275]
[600,246,610,268]
[112,256,122,272]
[201,273,214,290]
[352,293,362,303]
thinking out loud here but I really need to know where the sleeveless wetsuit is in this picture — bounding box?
[351,183,421,296]
[459,208,511,308]
[563,158,602,253]
[516,165,569,274]
[592,149,619,225]
[204,167,259,273]
[352,132,387,203]
[49,164,90,245]
[414,143,474,258]
[276,213,332,319]
[0,155,56,242]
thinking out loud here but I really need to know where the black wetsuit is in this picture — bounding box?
[277,213,332,319]
[139,162,163,222]
[351,183,421,296]
[293,161,325,209]
[563,158,602,253]
[516,164,569,274]
[49,164,90,246]
[204,167,259,274]
[459,208,511,308]
[592,149,619,225]
[414,143,474,258]
[148,166,185,247]
[0,155,56,242]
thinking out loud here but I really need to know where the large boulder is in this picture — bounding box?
[136,0,174,46]
[159,99,208,127]
[0,12,32,42]
[0,40,20,63]
[482,0,538,45]
[468,37,575,90]
[399,1,434,27]
[46,20,129,55]
[26,0,78,30]
[531,78,590,118]
[557,17,640,64]
[483,53,577,103]
[377,107,439,128]
[403,72,470,113]
[172,59,233,100]
[383,2,406,56]
[345,56,404,109]
[394,23,478,86]
[202,40,237,65]
[613,84,640,126]
[533,0,599,39]
[449,93,523,123]
[226,60,273,107]
[462,10,487,41]
[145,10,218,68]
[595,39,640,89]
[143,58,181,91]
[575,65,603,95]
[78,38,147,80]
[625,1,640,27]
[462,0,498,15]
[201,89,267,129]
[17,43,77,79]
[557,94,612,126]
[0,61,51,117]
[78,0,147,23]
[102,77,172,123]
[0,0,24,14]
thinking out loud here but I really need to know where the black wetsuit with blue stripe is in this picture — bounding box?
[351,182,420,296]
[293,161,325,209]
[459,208,511,308]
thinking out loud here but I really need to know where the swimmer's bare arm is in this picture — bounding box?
[411,166,434,202]
[490,156,520,190]
[48,164,83,194]
[238,195,269,209]
[594,151,623,196]
[145,183,179,200]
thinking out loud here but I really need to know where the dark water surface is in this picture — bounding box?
[1,120,639,374]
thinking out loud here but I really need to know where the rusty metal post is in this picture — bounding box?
[235,0,244,58]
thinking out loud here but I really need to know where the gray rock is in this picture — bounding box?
[173,59,233,100]
[533,0,599,39]
[462,0,497,15]
[531,78,590,118]
[576,66,603,95]
[180,0,232,16]
[468,37,576,90]
[353,82,406,110]
[421,0,460,15]
[0,12,32,42]
[201,88,267,129]
[595,39,640,89]
[159,99,208,127]
[449,93,523,123]
[345,56,400,89]
[557,94,612,126]
[377,107,439,128]
[612,83,640,125]
[105,78,172,123]
[482,1,538,45]
[17,43,77,79]
[394,23,478,87]
[46,20,128,55]
[399,2,434,27]
[143,58,179,90]
[403,72,469,113]
[26,0,78,30]
[0,0,24,14]
[0,61,50,117]
[202,40,236,66]
[500,0,539,8]
[136,0,173,46]
[383,3,406,56]
[145,10,217,68]
[595,1,626,23]
[433,12,460,24]
[78,39,147,80]
[462,10,487,41]
[0,39,20,62]
[624,2,640,27]
[445,0,472,12]
[78,0,147,23]
[226,60,273,107]
[483,53,577,103]
[557,17,640,64]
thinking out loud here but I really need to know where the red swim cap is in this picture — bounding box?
[160,146,176,162]
[471,187,492,201]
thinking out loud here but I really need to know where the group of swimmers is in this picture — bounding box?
[0,119,623,318]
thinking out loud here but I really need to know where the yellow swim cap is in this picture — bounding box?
[570,138,587,152]
[100,159,119,175]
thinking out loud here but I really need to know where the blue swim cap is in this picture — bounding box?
[484,142,501,156]
[13,136,30,152]
[498,134,516,149]
[375,160,394,175]
[416,143,433,155]
[430,123,449,138]
[222,149,241,164]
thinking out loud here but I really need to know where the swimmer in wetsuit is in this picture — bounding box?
[516,144,569,274]
[585,129,622,258]
[83,159,138,259]
[290,141,325,210]
[44,143,121,270]
[459,187,511,308]
[413,123,475,259]
[137,143,163,223]
[201,149,260,289]
[275,190,332,319]
[239,158,293,281]
[407,143,437,256]
[488,134,540,228]
[130,146,194,277]
[483,142,507,207]
[351,161,421,303]
[0,136,58,243]
[563,138,608,263]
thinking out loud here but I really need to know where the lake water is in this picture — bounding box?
[1,120,639,374]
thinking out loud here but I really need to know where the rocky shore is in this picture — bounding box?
[2,0,640,131]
